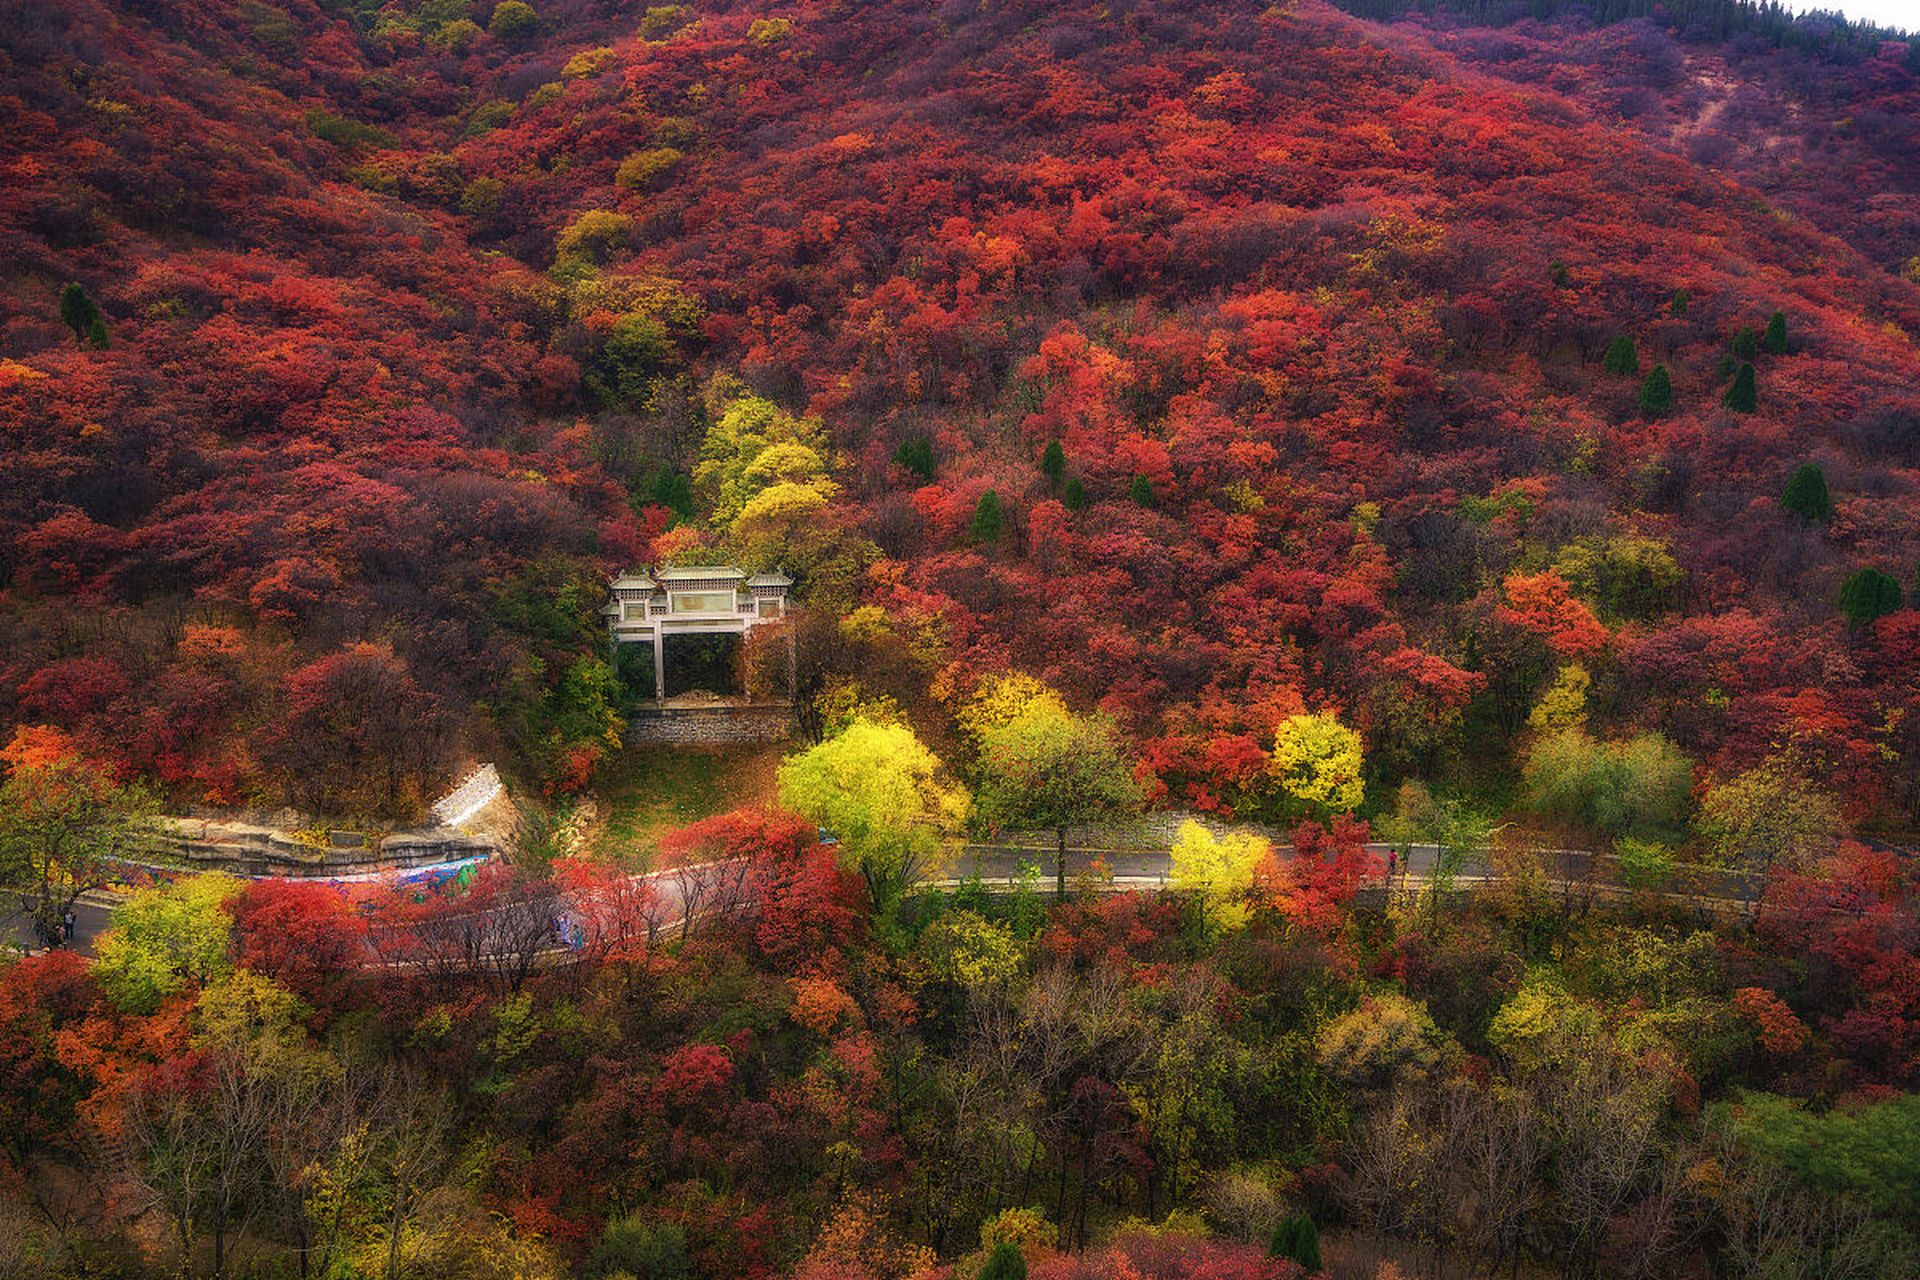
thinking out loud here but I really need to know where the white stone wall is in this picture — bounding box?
[628,705,795,745]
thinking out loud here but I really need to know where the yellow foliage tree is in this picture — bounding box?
[94,873,243,1013]
[613,146,683,191]
[1269,712,1364,817]
[915,909,1023,989]
[777,718,968,904]
[1167,819,1270,931]
[1527,663,1590,731]
[552,209,633,268]
[695,391,832,526]
[1316,991,1449,1092]
[956,672,1068,746]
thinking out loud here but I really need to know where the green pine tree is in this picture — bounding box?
[1041,440,1066,490]
[1722,362,1757,413]
[1780,463,1833,523]
[1550,259,1572,289]
[59,282,100,344]
[1763,310,1788,355]
[1670,287,1690,317]
[977,1241,1027,1280]
[971,488,1003,543]
[1129,475,1156,507]
[1602,335,1639,376]
[1732,325,1759,361]
[1840,567,1901,628]
[644,468,694,519]
[1062,476,1087,512]
[1269,1212,1322,1271]
[1638,365,1673,417]
[87,315,110,349]
[893,435,936,481]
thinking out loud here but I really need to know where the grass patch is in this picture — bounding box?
[590,742,787,869]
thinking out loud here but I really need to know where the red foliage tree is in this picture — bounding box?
[1755,841,1920,1085]
[226,879,367,1013]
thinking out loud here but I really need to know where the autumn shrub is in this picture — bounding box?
[1551,534,1683,621]
[488,0,537,39]
[1730,987,1809,1057]
[1521,728,1691,842]
[1615,837,1674,889]
[747,17,792,45]
[460,176,505,216]
[304,108,393,149]
[1268,713,1364,819]
[1695,761,1840,870]
[1202,1168,1289,1244]
[639,5,691,39]
[554,210,636,268]
[981,1206,1053,1254]
[93,874,243,1014]
[228,878,366,1009]
[563,46,618,78]
[616,148,685,193]
[463,98,514,137]
[1317,992,1449,1093]
[428,17,480,51]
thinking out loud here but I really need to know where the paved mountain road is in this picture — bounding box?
[5,841,1766,961]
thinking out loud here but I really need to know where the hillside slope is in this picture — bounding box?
[4,0,1920,824]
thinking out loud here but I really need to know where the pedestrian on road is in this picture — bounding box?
[1386,849,1398,886]
[63,908,76,944]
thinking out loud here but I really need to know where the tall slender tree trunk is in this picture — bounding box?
[1073,1121,1096,1251]
[1052,1149,1070,1247]
[1055,828,1067,899]
[386,1177,408,1280]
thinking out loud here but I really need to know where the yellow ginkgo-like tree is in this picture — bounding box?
[1269,712,1364,819]
[777,718,969,906]
[1167,819,1271,932]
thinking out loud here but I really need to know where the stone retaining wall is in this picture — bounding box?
[628,703,795,745]
[141,819,498,878]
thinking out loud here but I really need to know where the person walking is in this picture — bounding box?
[63,908,77,944]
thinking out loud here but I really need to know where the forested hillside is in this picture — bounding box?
[6,0,1920,829]
[6,2,1920,1278]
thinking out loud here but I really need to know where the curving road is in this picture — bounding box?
[6,840,1770,962]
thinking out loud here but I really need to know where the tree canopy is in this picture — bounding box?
[972,699,1142,896]
[776,718,969,904]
